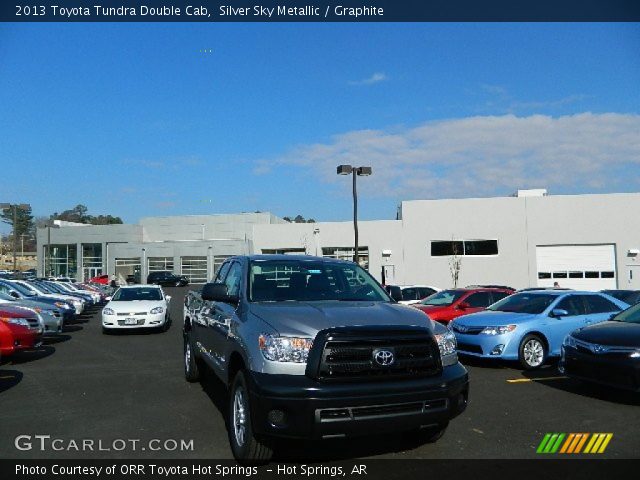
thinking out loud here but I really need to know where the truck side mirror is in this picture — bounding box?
[202,282,238,304]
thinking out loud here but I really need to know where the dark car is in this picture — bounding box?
[601,290,640,306]
[147,271,189,287]
[560,301,640,391]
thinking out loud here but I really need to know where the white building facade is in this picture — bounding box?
[37,191,640,290]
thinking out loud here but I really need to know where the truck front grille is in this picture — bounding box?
[308,327,442,381]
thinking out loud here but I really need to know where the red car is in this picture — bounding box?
[0,306,43,357]
[89,274,109,285]
[413,287,514,324]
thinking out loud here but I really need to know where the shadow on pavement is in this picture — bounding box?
[522,368,640,406]
[4,345,56,365]
[0,369,23,394]
[43,334,72,345]
[62,325,83,333]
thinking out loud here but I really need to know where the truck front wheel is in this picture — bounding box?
[183,334,200,382]
[228,370,273,464]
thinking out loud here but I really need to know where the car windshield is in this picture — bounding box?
[487,293,556,314]
[112,288,163,301]
[0,292,17,301]
[7,282,36,296]
[41,282,63,293]
[249,260,390,302]
[611,303,640,324]
[419,290,466,306]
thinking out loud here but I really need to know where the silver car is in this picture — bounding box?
[0,291,64,335]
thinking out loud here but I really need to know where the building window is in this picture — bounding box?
[45,244,77,279]
[322,247,369,270]
[538,272,552,279]
[148,257,174,273]
[430,240,498,257]
[181,256,208,284]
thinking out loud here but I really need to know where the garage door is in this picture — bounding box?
[536,245,616,291]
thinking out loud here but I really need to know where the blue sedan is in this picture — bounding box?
[450,290,629,369]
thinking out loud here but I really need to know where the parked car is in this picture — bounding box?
[19,281,87,313]
[0,280,76,323]
[0,305,43,357]
[89,274,110,285]
[384,285,440,305]
[413,287,514,324]
[0,279,84,315]
[101,285,171,333]
[36,281,94,306]
[0,292,63,335]
[183,255,468,463]
[601,290,640,306]
[147,271,189,287]
[560,301,640,391]
[451,290,629,369]
[50,280,101,303]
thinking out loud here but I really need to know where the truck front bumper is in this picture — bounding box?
[247,363,469,440]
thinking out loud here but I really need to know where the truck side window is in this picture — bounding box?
[214,262,231,284]
[224,262,243,298]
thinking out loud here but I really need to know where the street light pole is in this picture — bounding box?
[337,165,372,265]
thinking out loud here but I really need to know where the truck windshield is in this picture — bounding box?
[249,260,390,302]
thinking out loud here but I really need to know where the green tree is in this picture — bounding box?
[51,205,122,225]
[1,204,34,240]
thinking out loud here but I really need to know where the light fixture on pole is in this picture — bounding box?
[336,165,372,264]
[0,203,30,272]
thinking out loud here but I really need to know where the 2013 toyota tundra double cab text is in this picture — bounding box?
[183,255,469,463]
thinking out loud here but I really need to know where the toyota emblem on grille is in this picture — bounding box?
[373,348,395,366]
[590,344,608,354]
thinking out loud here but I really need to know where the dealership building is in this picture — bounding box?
[36,190,640,291]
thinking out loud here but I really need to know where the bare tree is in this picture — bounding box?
[449,239,462,287]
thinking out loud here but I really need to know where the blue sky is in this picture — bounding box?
[1,23,639,233]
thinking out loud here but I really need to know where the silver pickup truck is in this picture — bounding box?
[183,254,469,463]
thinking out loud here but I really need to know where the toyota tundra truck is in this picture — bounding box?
[183,255,469,463]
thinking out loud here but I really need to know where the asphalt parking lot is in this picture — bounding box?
[1,286,638,460]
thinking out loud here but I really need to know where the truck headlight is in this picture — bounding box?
[435,331,457,357]
[563,335,577,348]
[150,307,164,314]
[435,331,458,366]
[102,308,115,315]
[480,325,517,336]
[259,334,313,363]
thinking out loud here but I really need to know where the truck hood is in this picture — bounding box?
[250,301,432,338]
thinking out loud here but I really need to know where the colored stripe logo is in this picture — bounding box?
[537,433,613,454]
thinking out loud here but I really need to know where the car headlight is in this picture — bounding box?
[480,325,517,336]
[102,308,115,315]
[1,317,30,328]
[435,331,457,357]
[54,302,68,309]
[150,307,164,314]
[258,334,313,363]
[563,335,577,348]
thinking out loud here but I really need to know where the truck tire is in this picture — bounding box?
[228,370,273,464]
[183,334,201,382]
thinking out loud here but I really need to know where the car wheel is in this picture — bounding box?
[519,334,546,369]
[405,422,449,444]
[184,334,200,382]
[175,280,181,287]
[161,315,171,332]
[102,327,111,335]
[228,370,273,464]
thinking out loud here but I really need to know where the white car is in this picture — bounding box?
[385,284,441,305]
[102,285,171,333]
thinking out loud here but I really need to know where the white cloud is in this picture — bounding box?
[254,113,640,199]
[349,72,388,86]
